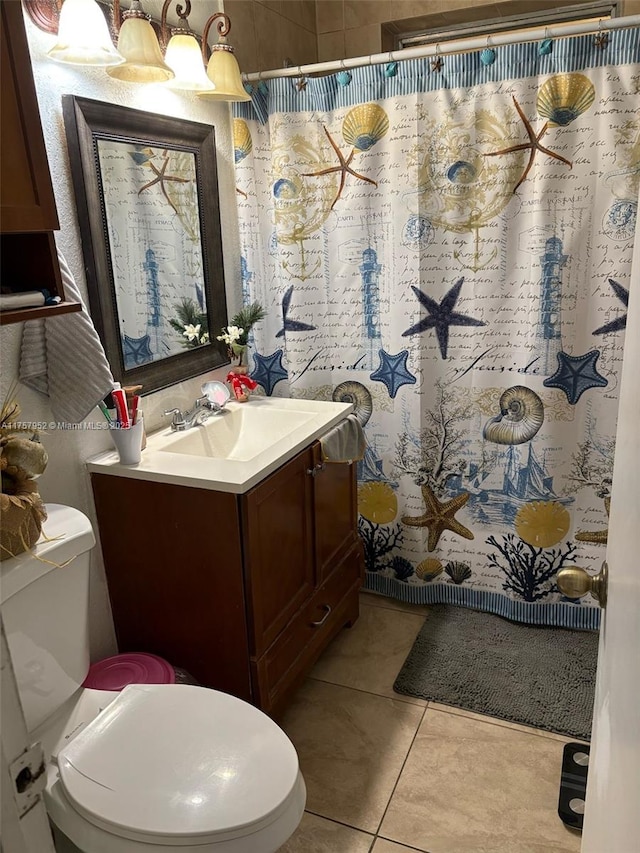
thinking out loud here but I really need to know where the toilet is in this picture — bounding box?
[1,504,306,852]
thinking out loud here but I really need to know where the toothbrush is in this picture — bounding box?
[111,384,130,428]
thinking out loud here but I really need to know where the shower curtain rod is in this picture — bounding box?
[243,13,640,82]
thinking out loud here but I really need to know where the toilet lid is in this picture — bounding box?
[57,684,300,845]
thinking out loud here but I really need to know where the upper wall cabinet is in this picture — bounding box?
[0,2,79,324]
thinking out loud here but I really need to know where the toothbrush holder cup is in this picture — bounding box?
[110,418,144,465]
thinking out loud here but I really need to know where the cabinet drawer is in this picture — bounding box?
[253,543,363,713]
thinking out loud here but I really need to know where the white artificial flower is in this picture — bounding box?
[200,332,210,344]
[216,325,244,345]
[183,323,201,341]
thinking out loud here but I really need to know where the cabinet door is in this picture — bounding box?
[312,442,359,584]
[242,447,315,657]
[91,475,252,701]
[0,2,58,232]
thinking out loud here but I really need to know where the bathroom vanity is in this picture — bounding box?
[88,398,364,717]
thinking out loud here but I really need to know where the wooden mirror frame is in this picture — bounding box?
[63,96,229,393]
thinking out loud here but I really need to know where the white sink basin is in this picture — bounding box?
[87,396,353,494]
[162,405,317,462]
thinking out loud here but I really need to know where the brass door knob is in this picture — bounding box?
[557,561,608,607]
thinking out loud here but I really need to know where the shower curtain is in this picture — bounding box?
[233,28,640,630]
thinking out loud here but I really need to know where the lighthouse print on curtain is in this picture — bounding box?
[234,29,640,630]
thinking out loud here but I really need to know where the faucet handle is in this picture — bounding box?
[163,408,186,430]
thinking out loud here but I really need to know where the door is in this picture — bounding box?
[1,618,55,853]
[581,199,640,852]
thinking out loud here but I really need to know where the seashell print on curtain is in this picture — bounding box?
[233,29,640,629]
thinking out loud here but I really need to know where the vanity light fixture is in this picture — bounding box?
[198,13,250,102]
[107,0,173,83]
[46,0,124,66]
[23,0,251,101]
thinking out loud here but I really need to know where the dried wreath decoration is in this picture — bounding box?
[0,383,48,561]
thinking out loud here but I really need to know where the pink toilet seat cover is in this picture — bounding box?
[83,653,175,690]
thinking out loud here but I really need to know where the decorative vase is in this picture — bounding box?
[230,343,247,367]
[226,366,258,403]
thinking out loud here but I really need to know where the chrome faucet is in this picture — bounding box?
[163,396,226,432]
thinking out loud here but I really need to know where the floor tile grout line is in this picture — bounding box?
[307,674,427,708]
[306,675,583,745]
[373,701,429,843]
[301,808,376,845]
[374,836,434,853]
[424,703,588,745]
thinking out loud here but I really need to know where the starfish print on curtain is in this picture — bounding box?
[276,285,317,337]
[250,350,289,396]
[402,277,486,359]
[302,126,377,210]
[369,349,417,398]
[484,95,573,194]
[543,349,608,404]
[593,279,629,335]
[401,485,474,552]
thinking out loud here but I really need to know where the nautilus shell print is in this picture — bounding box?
[342,104,389,152]
[536,74,595,127]
[233,119,253,163]
[410,107,526,233]
[483,386,544,445]
[270,132,339,244]
[332,381,373,426]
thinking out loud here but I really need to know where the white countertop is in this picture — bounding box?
[86,397,353,495]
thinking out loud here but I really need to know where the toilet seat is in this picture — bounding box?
[54,683,304,848]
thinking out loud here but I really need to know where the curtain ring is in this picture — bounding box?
[294,65,307,91]
[388,52,393,63]
[481,34,496,65]
[337,58,352,85]
[431,42,443,72]
[594,18,608,48]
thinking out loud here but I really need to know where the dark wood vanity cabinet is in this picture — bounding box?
[91,441,364,717]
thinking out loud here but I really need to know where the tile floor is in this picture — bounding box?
[277,591,583,853]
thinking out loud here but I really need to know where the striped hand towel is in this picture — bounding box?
[19,250,114,423]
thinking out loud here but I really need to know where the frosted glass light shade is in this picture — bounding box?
[164,33,215,92]
[107,15,174,82]
[47,0,124,66]
[199,48,251,102]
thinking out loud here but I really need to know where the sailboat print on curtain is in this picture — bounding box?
[234,27,640,630]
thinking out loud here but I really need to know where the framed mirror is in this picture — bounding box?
[62,96,229,393]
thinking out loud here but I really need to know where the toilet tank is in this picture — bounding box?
[1,504,96,733]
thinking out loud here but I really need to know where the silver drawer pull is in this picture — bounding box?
[311,604,331,626]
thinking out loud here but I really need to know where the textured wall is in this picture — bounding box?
[0,4,242,660]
